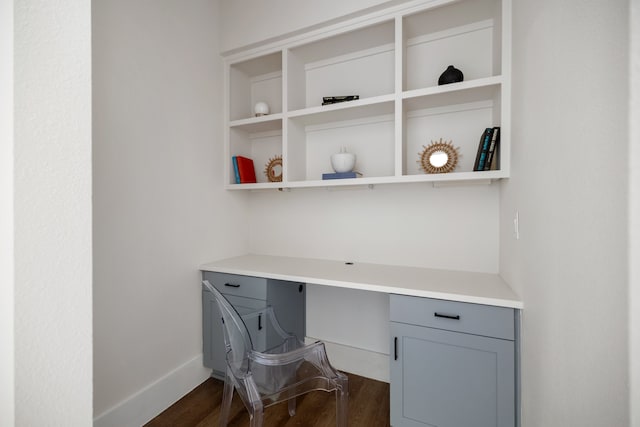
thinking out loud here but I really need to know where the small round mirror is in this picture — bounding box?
[264,156,283,182]
[270,163,282,179]
[418,139,460,174]
[429,151,449,168]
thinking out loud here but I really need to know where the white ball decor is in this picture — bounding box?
[330,147,356,173]
[254,101,270,116]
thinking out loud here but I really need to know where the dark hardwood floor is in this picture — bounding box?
[145,372,390,427]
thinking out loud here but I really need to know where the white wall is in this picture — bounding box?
[13,0,93,425]
[630,1,640,425]
[92,0,249,423]
[250,184,499,377]
[502,1,629,425]
[0,0,14,424]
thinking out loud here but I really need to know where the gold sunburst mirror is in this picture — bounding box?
[418,138,460,174]
[264,155,283,182]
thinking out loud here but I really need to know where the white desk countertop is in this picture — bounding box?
[200,254,522,309]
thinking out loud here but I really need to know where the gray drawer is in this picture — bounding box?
[390,294,514,340]
[203,271,267,300]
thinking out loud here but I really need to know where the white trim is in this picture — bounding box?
[406,100,494,119]
[93,355,210,427]
[248,129,282,140]
[305,113,394,133]
[249,70,282,84]
[406,19,494,47]
[305,337,389,383]
[304,43,395,72]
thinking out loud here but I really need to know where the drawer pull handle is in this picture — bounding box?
[394,337,398,361]
[224,283,240,288]
[258,313,263,330]
[434,312,460,320]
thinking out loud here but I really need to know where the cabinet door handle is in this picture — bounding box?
[434,312,460,320]
[224,282,240,288]
[258,313,262,330]
[394,337,398,360]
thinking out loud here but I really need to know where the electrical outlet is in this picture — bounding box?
[513,211,520,240]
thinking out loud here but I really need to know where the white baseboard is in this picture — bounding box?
[93,354,210,427]
[305,336,390,383]
[93,343,386,427]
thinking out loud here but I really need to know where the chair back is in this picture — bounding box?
[202,280,253,375]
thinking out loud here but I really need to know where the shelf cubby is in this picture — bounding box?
[287,102,395,182]
[287,20,395,111]
[403,0,502,91]
[228,125,282,185]
[229,51,282,121]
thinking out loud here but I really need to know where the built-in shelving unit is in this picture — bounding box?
[223,0,510,190]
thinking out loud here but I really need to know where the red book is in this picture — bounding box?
[235,156,257,183]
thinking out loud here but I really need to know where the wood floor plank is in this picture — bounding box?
[145,372,390,426]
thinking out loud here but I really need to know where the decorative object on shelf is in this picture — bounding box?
[418,138,460,174]
[254,101,270,116]
[322,95,360,106]
[264,155,283,182]
[322,171,363,180]
[473,127,500,171]
[232,156,257,183]
[438,65,464,85]
[330,147,356,173]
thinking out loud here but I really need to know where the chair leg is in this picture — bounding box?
[249,404,264,427]
[288,395,296,417]
[219,370,234,427]
[335,374,349,427]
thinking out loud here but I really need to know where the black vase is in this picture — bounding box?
[438,65,464,85]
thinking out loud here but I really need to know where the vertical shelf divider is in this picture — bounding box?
[394,15,404,178]
[223,56,232,186]
[282,48,289,185]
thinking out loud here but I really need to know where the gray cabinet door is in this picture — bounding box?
[390,322,515,427]
[202,288,225,372]
[202,290,269,377]
[202,274,305,379]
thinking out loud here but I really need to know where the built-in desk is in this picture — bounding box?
[200,254,522,308]
[200,254,522,427]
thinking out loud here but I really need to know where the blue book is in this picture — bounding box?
[322,171,360,180]
[232,156,240,184]
[474,128,494,171]
[484,127,500,171]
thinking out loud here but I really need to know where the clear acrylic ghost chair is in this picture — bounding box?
[202,280,348,427]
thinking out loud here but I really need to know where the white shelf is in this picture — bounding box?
[402,75,502,101]
[229,113,283,133]
[287,95,395,126]
[223,0,510,190]
[225,170,506,191]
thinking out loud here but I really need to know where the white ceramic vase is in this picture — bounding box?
[331,149,356,173]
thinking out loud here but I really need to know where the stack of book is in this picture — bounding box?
[231,156,257,183]
[322,171,362,180]
[473,127,500,171]
[321,95,359,106]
